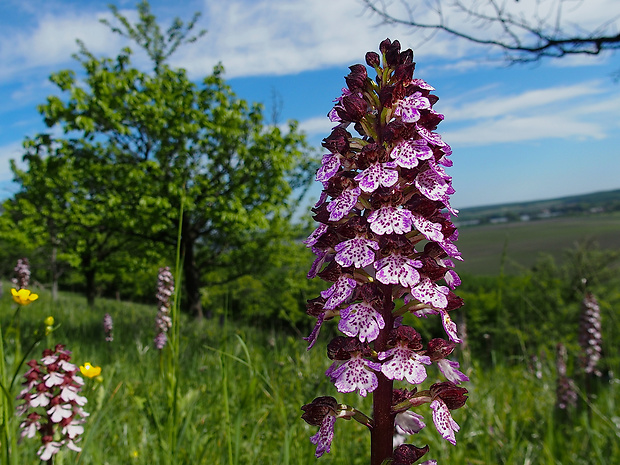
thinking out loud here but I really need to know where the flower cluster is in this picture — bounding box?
[103,313,114,342]
[154,266,174,349]
[301,39,467,464]
[12,257,31,290]
[578,292,602,377]
[555,343,577,410]
[17,345,89,461]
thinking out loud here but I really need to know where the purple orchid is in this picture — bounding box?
[301,39,468,464]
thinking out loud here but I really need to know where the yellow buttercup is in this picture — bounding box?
[11,288,39,306]
[79,362,102,378]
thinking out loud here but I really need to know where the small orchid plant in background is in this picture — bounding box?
[301,39,468,465]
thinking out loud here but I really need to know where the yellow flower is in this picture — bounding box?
[11,288,39,306]
[79,362,102,378]
[44,316,55,326]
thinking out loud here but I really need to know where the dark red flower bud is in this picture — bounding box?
[445,292,464,310]
[379,38,392,55]
[345,64,368,91]
[301,396,338,426]
[317,261,343,283]
[379,85,396,108]
[425,338,456,361]
[385,40,402,67]
[365,51,380,68]
[341,94,368,121]
[306,296,327,318]
[430,381,468,410]
[392,388,418,408]
[327,336,362,360]
[356,142,385,168]
[389,325,423,349]
[322,127,351,154]
[335,215,368,238]
[400,48,414,65]
[392,444,429,465]
[393,63,415,83]
[382,119,415,143]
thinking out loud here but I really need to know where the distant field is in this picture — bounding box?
[455,211,620,275]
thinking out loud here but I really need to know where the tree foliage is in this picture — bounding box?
[6,1,316,315]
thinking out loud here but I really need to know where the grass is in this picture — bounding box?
[455,211,620,275]
[1,283,619,464]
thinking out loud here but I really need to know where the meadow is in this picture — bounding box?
[456,211,620,275]
[1,272,619,465]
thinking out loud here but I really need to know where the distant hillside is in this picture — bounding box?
[455,189,620,227]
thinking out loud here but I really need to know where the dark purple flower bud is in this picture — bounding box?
[301,396,338,426]
[356,142,386,168]
[345,64,368,91]
[382,119,415,143]
[306,296,327,318]
[327,336,362,360]
[392,444,430,465]
[379,85,396,109]
[400,48,414,65]
[340,94,368,122]
[379,38,392,54]
[393,63,415,84]
[365,51,380,68]
[392,388,419,414]
[388,325,423,350]
[385,40,402,67]
[445,293,465,311]
[430,381,468,410]
[322,127,351,154]
[425,338,456,361]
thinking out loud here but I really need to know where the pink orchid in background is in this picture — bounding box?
[154,266,174,349]
[301,39,468,465]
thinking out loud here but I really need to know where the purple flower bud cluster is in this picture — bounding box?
[103,313,114,342]
[154,266,174,349]
[12,257,31,290]
[578,292,602,377]
[555,343,577,409]
[302,39,468,464]
[16,345,89,461]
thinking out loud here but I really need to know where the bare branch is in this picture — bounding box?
[360,0,620,62]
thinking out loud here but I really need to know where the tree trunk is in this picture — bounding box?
[51,246,59,301]
[82,252,97,307]
[182,234,204,319]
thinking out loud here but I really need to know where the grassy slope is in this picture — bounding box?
[455,211,620,275]
[1,285,619,464]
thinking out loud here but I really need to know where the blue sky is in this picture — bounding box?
[1,0,619,209]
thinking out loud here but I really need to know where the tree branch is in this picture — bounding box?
[361,0,620,62]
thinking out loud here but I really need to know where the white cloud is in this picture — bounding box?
[442,82,606,121]
[297,116,334,137]
[444,114,606,146]
[171,0,480,78]
[0,9,137,81]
